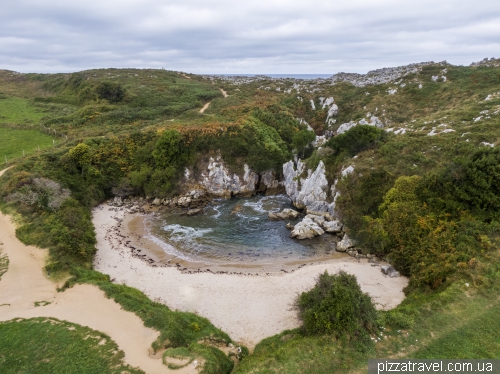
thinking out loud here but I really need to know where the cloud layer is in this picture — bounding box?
[2,0,499,74]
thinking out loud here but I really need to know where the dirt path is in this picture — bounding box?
[220,88,228,98]
[199,102,211,113]
[0,168,199,374]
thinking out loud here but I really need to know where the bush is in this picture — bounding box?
[295,271,378,340]
[325,125,387,160]
[95,82,125,103]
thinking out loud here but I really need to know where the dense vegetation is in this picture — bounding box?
[296,271,378,341]
[1,61,500,372]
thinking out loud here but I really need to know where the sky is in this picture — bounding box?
[1,0,499,75]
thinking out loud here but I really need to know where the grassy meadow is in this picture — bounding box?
[0,127,55,162]
[0,317,144,374]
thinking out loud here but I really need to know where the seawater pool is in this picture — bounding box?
[143,194,337,264]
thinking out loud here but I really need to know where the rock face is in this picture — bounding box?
[200,158,259,198]
[336,234,356,252]
[183,154,283,198]
[258,170,285,195]
[268,208,299,220]
[290,217,325,239]
[283,160,329,210]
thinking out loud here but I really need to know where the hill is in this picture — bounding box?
[0,59,499,372]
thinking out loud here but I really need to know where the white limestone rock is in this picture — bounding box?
[268,208,299,220]
[323,220,343,233]
[337,234,356,252]
[290,217,325,239]
[200,157,258,197]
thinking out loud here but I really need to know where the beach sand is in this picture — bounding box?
[94,204,408,349]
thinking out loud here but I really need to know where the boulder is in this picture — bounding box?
[177,196,192,207]
[112,196,123,207]
[152,197,161,206]
[381,265,400,278]
[305,214,325,226]
[290,217,325,239]
[336,234,356,252]
[186,208,203,216]
[323,220,343,233]
[268,208,299,220]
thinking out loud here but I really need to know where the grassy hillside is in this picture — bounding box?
[0,61,499,372]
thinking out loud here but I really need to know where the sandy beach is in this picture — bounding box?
[94,204,408,349]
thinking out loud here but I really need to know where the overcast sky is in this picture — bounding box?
[1,0,499,74]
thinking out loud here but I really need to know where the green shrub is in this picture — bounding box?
[325,125,387,161]
[295,271,378,340]
[95,82,125,103]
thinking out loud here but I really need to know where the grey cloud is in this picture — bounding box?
[1,0,499,73]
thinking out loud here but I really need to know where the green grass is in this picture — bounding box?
[0,97,46,124]
[0,317,144,374]
[0,127,54,162]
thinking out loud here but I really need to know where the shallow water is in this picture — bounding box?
[144,195,337,264]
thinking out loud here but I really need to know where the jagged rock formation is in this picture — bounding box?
[183,154,283,198]
[470,57,500,68]
[330,62,434,87]
[290,216,325,239]
[336,234,356,252]
[283,160,331,211]
[336,115,385,135]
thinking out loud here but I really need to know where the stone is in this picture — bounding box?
[152,197,161,206]
[337,234,356,252]
[112,196,123,207]
[268,208,299,220]
[305,214,325,226]
[186,208,203,216]
[323,220,343,233]
[285,222,294,230]
[290,217,325,239]
[381,265,400,278]
[177,196,192,207]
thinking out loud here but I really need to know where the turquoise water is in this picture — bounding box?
[145,195,337,264]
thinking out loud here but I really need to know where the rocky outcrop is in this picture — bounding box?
[258,170,285,195]
[336,115,385,135]
[182,154,283,198]
[323,220,343,233]
[336,234,356,252]
[268,208,299,220]
[283,160,329,210]
[290,217,324,239]
[198,158,259,198]
[330,62,435,87]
